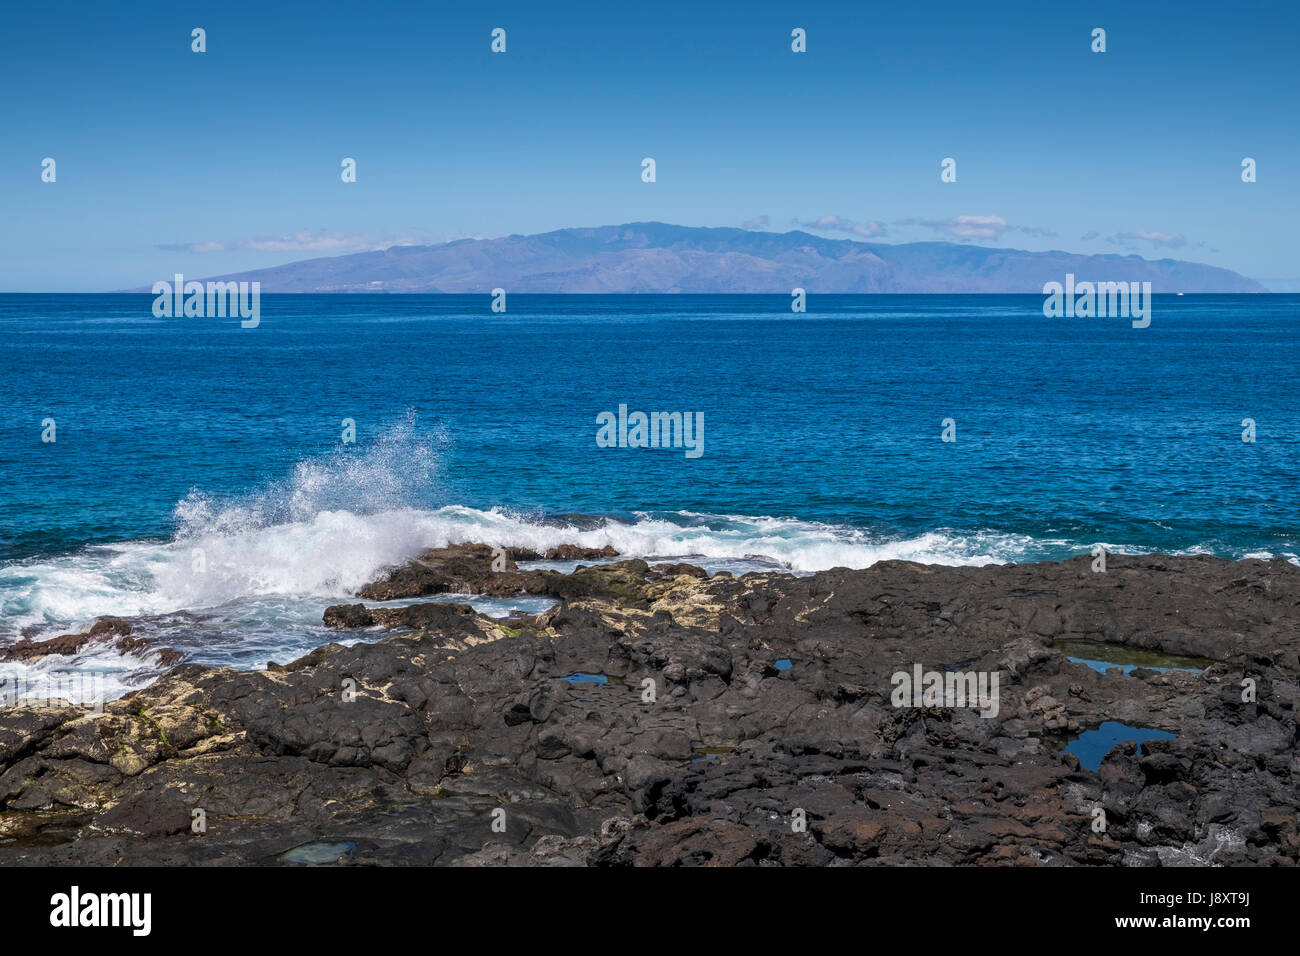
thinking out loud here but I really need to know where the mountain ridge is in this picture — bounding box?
[134,222,1268,293]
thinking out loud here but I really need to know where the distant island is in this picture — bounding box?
[145,222,1268,294]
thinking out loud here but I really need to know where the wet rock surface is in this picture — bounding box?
[1,615,180,668]
[352,542,629,602]
[0,551,1296,866]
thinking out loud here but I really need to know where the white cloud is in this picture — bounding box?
[1105,230,1187,250]
[895,215,1057,242]
[794,215,887,239]
[158,231,419,254]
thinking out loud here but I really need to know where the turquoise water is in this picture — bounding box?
[1066,656,1204,676]
[556,673,610,685]
[1057,639,1214,675]
[279,841,356,865]
[2,293,1297,695]
[1065,722,1178,771]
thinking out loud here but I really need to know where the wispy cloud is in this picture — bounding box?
[158,231,419,254]
[1105,230,1187,250]
[794,215,887,239]
[895,215,1057,242]
[1080,230,1100,241]
[741,215,770,230]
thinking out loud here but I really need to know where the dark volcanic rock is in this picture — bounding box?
[2,616,134,662]
[324,604,375,629]
[0,552,1296,866]
[355,543,552,600]
[87,617,133,640]
[545,545,619,561]
[355,544,649,605]
[1,632,94,662]
[153,649,185,668]
[1,615,182,669]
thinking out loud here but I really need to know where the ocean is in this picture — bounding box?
[2,293,1297,698]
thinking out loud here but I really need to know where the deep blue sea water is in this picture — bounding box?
[2,293,1297,695]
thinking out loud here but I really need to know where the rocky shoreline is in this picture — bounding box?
[1,546,1296,866]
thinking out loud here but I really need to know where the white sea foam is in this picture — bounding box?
[0,502,1069,640]
[5,418,1287,703]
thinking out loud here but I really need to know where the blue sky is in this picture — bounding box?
[2,0,1296,290]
